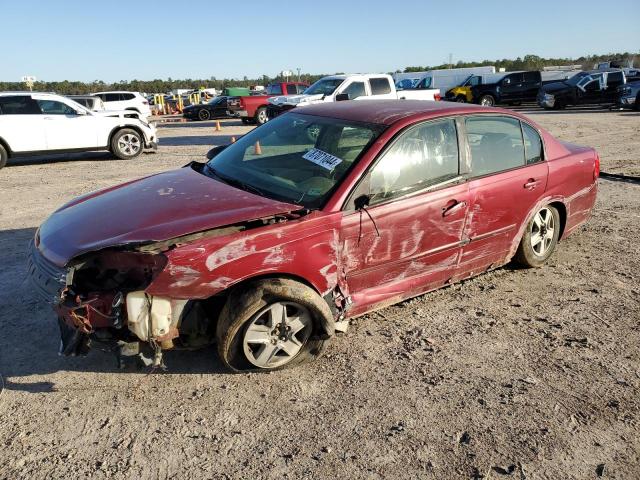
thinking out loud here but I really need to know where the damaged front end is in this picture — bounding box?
[29,237,224,369]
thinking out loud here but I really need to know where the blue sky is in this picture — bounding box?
[1,0,638,82]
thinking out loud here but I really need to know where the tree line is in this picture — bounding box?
[1,52,636,95]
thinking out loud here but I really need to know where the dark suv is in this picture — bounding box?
[471,71,542,106]
[537,69,625,109]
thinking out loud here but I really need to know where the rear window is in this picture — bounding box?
[266,84,283,95]
[286,84,297,94]
[0,96,41,114]
[523,71,540,83]
[369,77,392,95]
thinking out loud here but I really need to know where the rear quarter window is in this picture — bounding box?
[0,96,41,114]
[121,93,135,100]
[369,77,392,95]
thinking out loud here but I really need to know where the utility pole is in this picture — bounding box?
[297,68,301,82]
[448,53,453,69]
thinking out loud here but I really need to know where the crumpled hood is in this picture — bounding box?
[268,93,325,107]
[37,165,300,266]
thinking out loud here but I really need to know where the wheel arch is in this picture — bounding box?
[548,200,568,240]
[0,136,12,157]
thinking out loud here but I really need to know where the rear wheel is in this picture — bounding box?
[111,128,143,159]
[216,278,331,371]
[514,205,560,268]
[479,94,495,107]
[255,107,268,125]
[0,144,7,170]
[198,109,211,121]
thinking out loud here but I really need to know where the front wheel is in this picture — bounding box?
[216,278,331,371]
[479,94,496,107]
[0,144,7,170]
[514,205,561,268]
[111,128,143,159]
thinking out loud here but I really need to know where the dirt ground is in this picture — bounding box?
[0,109,638,480]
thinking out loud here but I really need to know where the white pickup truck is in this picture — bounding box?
[266,73,441,120]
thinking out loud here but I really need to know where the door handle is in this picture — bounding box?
[442,200,467,217]
[524,178,540,190]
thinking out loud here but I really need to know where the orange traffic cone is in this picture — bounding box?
[215,120,221,131]
[231,136,236,143]
[254,141,262,155]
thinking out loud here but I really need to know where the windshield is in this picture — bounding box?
[303,78,345,96]
[203,113,385,208]
[207,96,223,105]
[565,72,590,86]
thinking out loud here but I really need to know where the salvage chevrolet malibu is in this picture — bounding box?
[29,100,599,371]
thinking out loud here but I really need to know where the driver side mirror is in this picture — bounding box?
[335,93,350,102]
[354,194,371,210]
[205,144,228,160]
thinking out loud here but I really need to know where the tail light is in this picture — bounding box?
[434,93,441,101]
[594,152,600,180]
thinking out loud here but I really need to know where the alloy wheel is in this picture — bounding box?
[117,134,141,156]
[530,207,555,256]
[242,301,313,368]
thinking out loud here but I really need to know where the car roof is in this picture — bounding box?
[68,95,96,98]
[0,91,58,97]
[295,99,514,126]
[93,91,141,94]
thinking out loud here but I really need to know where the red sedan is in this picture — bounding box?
[29,100,599,371]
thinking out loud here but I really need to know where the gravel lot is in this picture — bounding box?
[0,110,638,479]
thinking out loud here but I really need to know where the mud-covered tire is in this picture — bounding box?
[216,278,332,372]
[110,128,143,159]
[198,109,211,121]
[514,205,561,268]
[254,107,268,125]
[0,144,7,170]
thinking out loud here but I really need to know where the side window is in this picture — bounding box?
[286,84,297,94]
[465,116,525,176]
[268,84,283,95]
[522,123,543,164]
[105,93,120,102]
[369,119,459,203]
[37,100,77,115]
[343,81,366,100]
[0,96,41,114]
[369,77,392,95]
[122,93,135,100]
[523,72,539,83]
[607,72,623,87]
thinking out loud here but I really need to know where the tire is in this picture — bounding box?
[110,128,143,159]
[0,144,7,170]
[635,93,640,112]
[198,109,211,121]
[514,205,561,268]
[479,94,496,107]
[456,95,466,103]
[254,107,268,125]
[216,278,331,372]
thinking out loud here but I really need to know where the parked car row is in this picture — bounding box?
[443,67,639,110]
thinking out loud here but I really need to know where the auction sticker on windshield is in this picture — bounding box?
[302,148,343,171]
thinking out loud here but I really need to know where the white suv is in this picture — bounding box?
[0,92,158,170]
[92,91,151,117]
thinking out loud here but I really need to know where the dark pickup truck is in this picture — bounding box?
[537,69,626,110]
[470,71,542,106]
